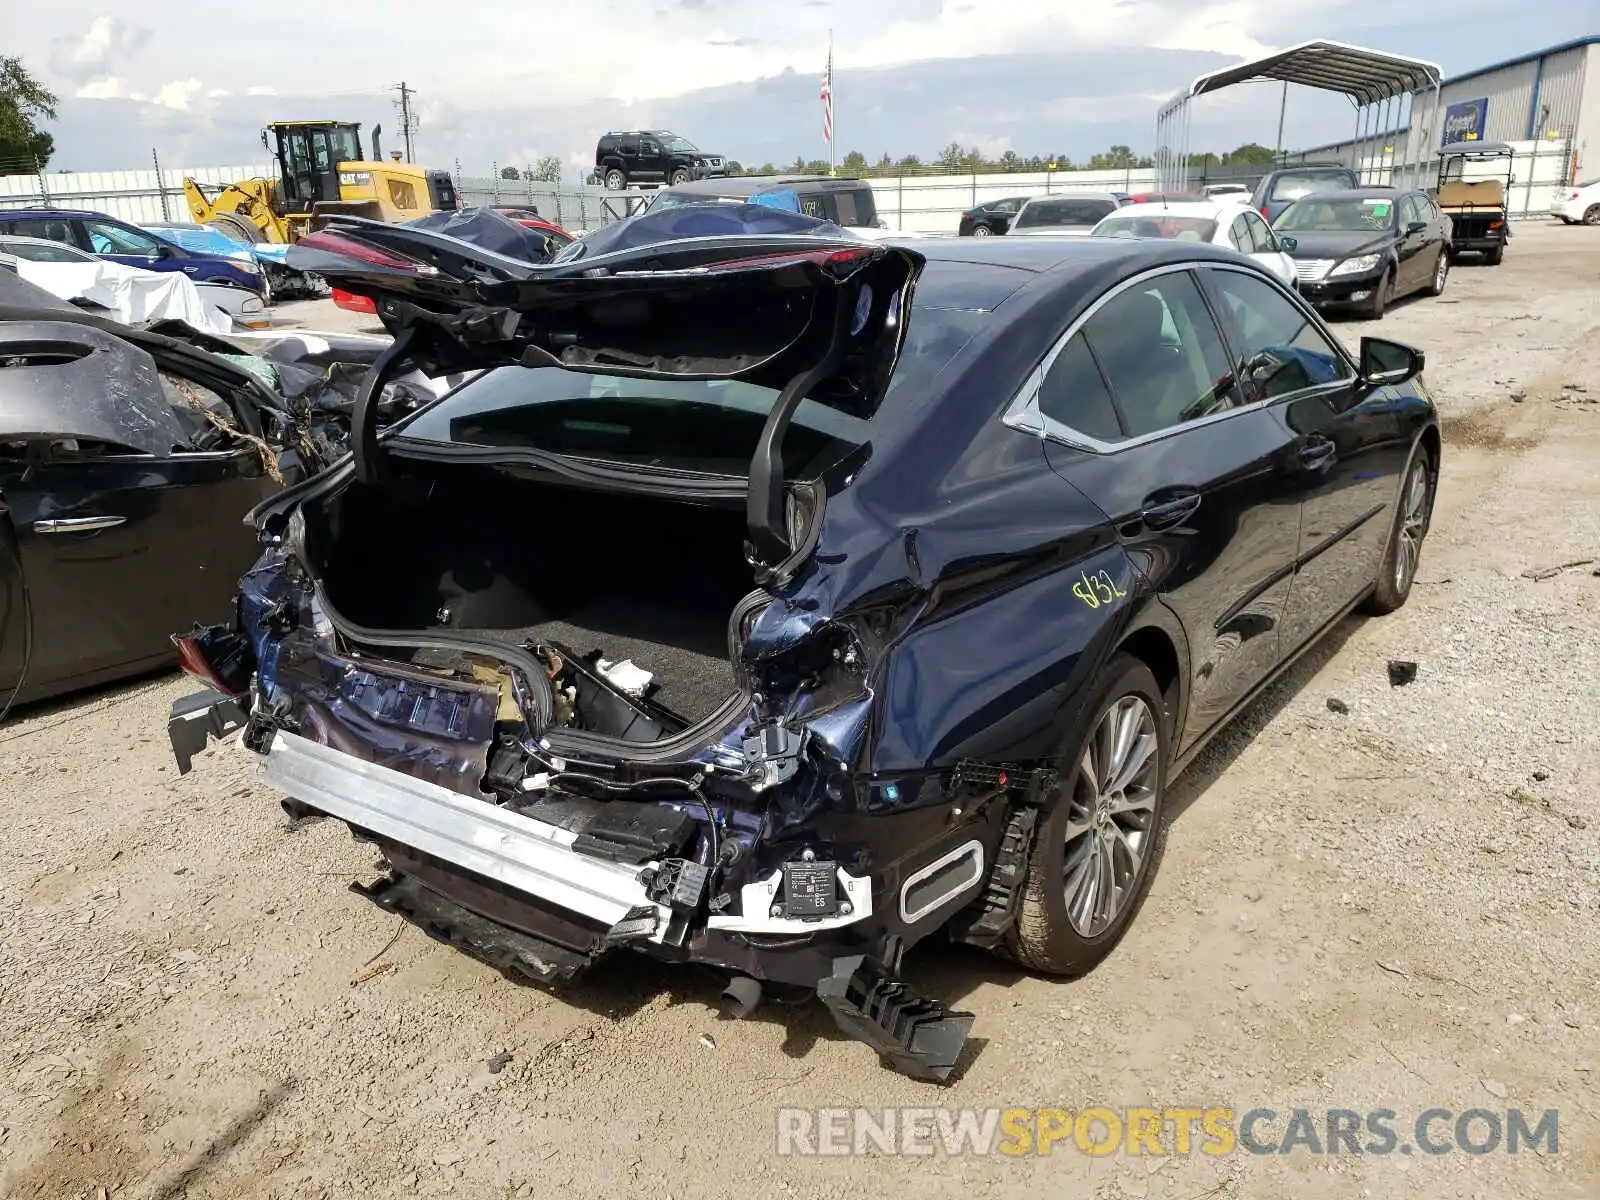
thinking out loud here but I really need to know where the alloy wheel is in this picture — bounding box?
[973,225,992,237]
[1433,252,1448,293]
[1395,458,1429,592]
[1062,695,1160,937]
[1585,205,1600,226]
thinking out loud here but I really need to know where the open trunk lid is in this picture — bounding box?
[287,209,923,566]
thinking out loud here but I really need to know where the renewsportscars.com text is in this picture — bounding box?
[774,1106,1560,1158]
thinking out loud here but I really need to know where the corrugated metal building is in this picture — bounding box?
[1284,36,1598,195]
[1411,35,1599,170]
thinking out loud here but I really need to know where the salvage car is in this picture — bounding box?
[1273,187,1452,318]
[0,272,451,714]
[1089,201,1297,287]
[1007,194,1122,237]
[958,196,1029,236]
[167,209,1439,1081]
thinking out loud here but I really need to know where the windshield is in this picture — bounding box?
[1269,170,1355,201]
[1093,215,1217,242]
[1014,198,1116,228]
[665,136,699,153]
[394,295,988,479]
[1276,196,1397,233]
[645,190,742,212]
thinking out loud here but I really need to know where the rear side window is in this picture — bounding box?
[1080,272,1235,438]
[6,217,86,249]
[1039,336,1122,441]
[832,191,859,225]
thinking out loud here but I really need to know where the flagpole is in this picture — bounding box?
[828,31,836,176]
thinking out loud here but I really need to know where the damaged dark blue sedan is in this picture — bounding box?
[170,207,1439,1081]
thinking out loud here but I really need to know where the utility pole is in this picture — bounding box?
[392,82,418,161]
[1274,81,1289,163]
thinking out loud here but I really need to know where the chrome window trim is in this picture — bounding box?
[1002,259,1358,456]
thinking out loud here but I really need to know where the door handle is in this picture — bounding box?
[33,515,126,534]
[1298,438,1337,471]
[1139,493,1202,530]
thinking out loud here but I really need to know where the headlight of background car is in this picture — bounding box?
[1329,254,1382,278]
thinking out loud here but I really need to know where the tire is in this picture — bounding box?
[1365,270,1390,319]
[207,215,262,245]
[1360,440,1434,616]
[603,168,627,191]
[972,224,992,237]
[1584,205,1600,226]
[1005,654,1170,976]
[1484,243,1504,266]
[669,167,691,186]
[1427,249,1449,297]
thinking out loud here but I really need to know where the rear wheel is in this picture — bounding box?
[1583,205,1600,226]
[1484,243,1504,266]
[1427,249,1449,296]
[972,224,993,237]
[669,167,691,185]
[603,168,627,191]
[1006,654,1170,976]
[1361,442,1434,615]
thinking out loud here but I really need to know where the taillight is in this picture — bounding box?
[1260,206,1271,221]
[172,628,253,697]
[295,228,427,272]
[331,287,377,313]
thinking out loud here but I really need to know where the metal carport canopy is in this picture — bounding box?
[1155,40,1444,189]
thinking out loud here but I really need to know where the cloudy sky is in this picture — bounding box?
[7,2,1595,177]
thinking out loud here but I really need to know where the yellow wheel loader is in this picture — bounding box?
[184,121,459,244]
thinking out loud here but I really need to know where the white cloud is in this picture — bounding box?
[245,85,278,97]
[50,15,153,83]
[150,78,203,110]
[75,76,128,101]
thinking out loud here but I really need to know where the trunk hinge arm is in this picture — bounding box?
[745,288,854,569]
[350,323,418,484]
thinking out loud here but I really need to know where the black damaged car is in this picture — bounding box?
[168,206,1440,1080]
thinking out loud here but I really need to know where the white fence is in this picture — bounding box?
[0,144,1575,237]
[0,164,275,225]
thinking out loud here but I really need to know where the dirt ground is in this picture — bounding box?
[2,222,1597,1200]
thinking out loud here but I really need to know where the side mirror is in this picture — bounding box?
[1277,234,1298,252]
[1407,221,1427,235]
[156,243,179,259]
[1359,337,1424,388]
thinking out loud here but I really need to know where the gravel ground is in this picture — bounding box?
[1,221,1597,1200]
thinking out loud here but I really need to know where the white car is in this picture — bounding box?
[1088,200,1298,288]
[1203,183,1253,204]
[1551,177,1600,225]
[0,233,266,327]
[1006,193,1122,237]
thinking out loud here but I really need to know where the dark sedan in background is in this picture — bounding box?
[1273,187,1453,318]
[170,209,1440,1081]
[958,196,1028,235]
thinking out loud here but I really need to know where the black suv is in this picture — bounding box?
[594,131,726,191]
[645,175,886,232]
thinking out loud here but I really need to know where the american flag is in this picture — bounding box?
[819,41,833,144]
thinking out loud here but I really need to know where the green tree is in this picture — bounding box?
[754,162,776,175]
[898,153,922,174]
[1223,142,1277,166]
[1087,144,1136,170]
[723,159,744,176]
[531,155,562,182]
[500,165,521,179]
[841,149,867,174]
[936,140,966,171]
[0,56,57,175]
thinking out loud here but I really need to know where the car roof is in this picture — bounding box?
[890,231,1250,277]
[0,207,109,220]
[1018,192,1119,206]
[666,175,867,197]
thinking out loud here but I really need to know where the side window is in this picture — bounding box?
[9,217,87,249]
[1205,269,1353,403]
[1080,272,1236,438]
[618,136,639,157]
[84,220,161,255]
[1398,195,1421,226]
[799,194,825,219]
[1245,212,1277,253]
[639,137,661,157]
[1038,335,1123,442]
[1228,216,1251,252]
[832,190,859,225]
[995,199,1020,214]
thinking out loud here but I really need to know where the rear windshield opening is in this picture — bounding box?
[1014,199,1117,228]
[1270,171,1355,200]
[1095,216,1217,242]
